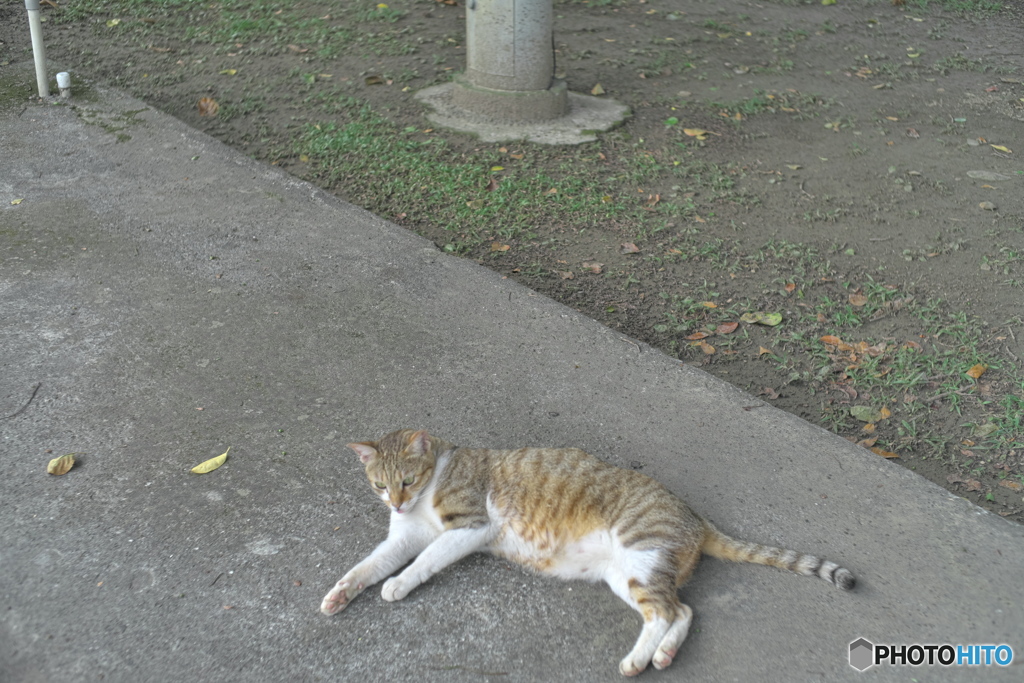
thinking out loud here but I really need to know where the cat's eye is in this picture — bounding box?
[401,475,415,487]
[374,481,387,490]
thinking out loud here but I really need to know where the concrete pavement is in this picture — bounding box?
[2,69,1022,682]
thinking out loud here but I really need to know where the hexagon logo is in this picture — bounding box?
[849,638,875,671]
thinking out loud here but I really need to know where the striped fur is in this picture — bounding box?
[322,429,855,676]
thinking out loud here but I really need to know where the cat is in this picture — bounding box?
[320,429,855,677]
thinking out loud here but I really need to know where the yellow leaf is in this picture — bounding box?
[966,364,987,379]
[106,19,121,27]
[47,453,75,476]
[683,128,708,140]
[490,242,510,252]
[591,83,605,96]
[299,154,310,163]
[701,301,717,308]
[220,69,238,76]
[11,198,23,205]
[699,341,716,355]
[990,145,1012,153]
[490,166,504,172]
[870,446,899,459]
[879,406,892,420]
[191,447,230,474]
[377,3,388,7]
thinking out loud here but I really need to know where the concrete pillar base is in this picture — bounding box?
[415,81,630,145]
[451,75,569,123]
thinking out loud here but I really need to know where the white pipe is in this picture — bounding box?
[25,0,50,98]
[56,71,71,98]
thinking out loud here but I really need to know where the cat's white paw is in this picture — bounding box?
[618,657,648,677]
[652,647,676,670]
[320,578,364,615]
[381,576,412,602]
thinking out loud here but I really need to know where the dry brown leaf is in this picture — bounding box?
[197,97,219,117]
[849,293,868,307]
[870,446,899,459]
[758,346,772,356]
[619,242,640,254]
[821,335,843,347]
[685,332,710,340]
[998,480,1023,491]
[582,261,604,274]
[591,83,605,96]
[964,478,983,491]
[699,341,716,355]
[857,437,878,448]
[716,322,739,334]
[490,242,510,252]
[966,364,987,379]
[558,271,574,280]
[47,453,75,476]
[784,282,796,293]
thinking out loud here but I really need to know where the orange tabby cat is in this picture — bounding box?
[321,429,854,676]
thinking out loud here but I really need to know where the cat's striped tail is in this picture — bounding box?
[701,524,855,590]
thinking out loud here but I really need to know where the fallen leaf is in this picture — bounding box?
[191,447,230,474]
[591,83,605,96]
[820,334,843,346]
[466,198,484,210]
[758,346,772,356]
[490,242,510,252]
[979,201,997,211]
[699,341,716,355]
[47,453,75,476]
[761,386,780,399]
[106,19,121,27]
[990,144,1012,153]
[544,187,558,195]
[964,478,982,491]
[974,422,999,437]
[848,293,868,307]
[364,75,384,85]
[219,69,238,76]
[850,405,883,422]
[11,198,24,205]
[857,437,878,448]
[906,128,919,138]
[785,165,802,171]
[619,242,640,254]
[490,166,504,172]
[601,195,613,203]
[701,301,717,309]
[197,97,219,117]
[558,271,574,280]
[998,480,1023,491]
[582,261,604,274]
[870,446,899,459]
[485,178,499,192]
[784,282,796,293]
[861,422,875,434]
[966,364,987,379]
[716,322,739,334]
[879,406,891,420]
[685,332,711,340]
[740,311,783,326]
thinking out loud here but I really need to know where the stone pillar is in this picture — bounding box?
[452,0,569,122]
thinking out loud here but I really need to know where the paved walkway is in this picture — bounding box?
[1,74,1021,682]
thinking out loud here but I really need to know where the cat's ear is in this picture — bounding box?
[347,441,378,464]
[407,430,431,457]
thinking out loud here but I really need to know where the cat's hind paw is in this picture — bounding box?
[381,576,413,602]
[320,579,362,615]
[618,658,647,677]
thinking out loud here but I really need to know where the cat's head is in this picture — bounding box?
[347,429,438,515]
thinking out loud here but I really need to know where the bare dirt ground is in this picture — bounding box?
[2,0,1023,521]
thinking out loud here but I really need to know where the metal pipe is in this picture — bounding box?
[25,0,50,98]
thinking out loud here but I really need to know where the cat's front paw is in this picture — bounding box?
[618,657,648,678]
[320,578,364,615]
[381,576,413,602]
